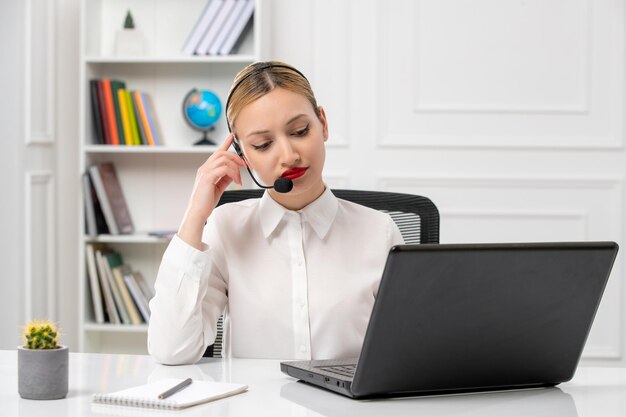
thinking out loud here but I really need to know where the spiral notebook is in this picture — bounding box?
[92,378,248,410]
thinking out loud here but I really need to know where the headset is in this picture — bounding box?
[226,63,309,193]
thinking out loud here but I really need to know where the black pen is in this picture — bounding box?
[158,378,193,400]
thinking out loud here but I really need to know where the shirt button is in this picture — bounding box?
[300,345,307,352]
[299,300,306,308]
[297,259,303,266]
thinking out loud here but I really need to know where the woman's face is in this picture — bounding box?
[233,87,329,209]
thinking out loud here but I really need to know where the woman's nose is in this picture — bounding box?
[278,139,300,166]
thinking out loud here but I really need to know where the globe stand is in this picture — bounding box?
[193,127,217,146]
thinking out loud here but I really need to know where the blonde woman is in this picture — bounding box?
[148,62,404,364]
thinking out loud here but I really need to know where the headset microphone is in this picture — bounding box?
[232,139,293,193]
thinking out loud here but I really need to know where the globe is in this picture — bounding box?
[182,89,222,145]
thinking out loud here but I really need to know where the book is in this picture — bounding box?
[96,80,112,144]
[92,378,248,410]
[83,170,110,235]
[89,162,134,235]
[95,248,120,324]
[85,243,105,324]
[112,265,143,325]
[133,91,154,146]
[130,91,148,145]
[110,80,127,145]
[103,251,130,325]
[141,92,164,145]
[89,80,105,144]
[134,91,156,146]
[82,173,97,237]
[133,271,154,301]
[125,90,142,145]
[123,271,150,322]
[117,89,133,146]
[195,0,234,55]
[209,0,247,55]
[101,80,120,145]
[182,0,223,55]
[218,0,254,55]
[147,230,177,239]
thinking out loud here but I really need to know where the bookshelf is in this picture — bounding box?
[78,0,267,354]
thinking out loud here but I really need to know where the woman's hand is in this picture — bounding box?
[177,134,246,249]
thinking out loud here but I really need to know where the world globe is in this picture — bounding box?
[182,89,222,145]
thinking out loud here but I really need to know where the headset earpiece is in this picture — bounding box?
[232,139,244,158]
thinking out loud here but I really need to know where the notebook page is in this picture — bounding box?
[92,378,248,410]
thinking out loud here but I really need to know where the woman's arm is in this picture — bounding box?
[147,135,243,364]
[178,133,245,250]
[147,235,227,365]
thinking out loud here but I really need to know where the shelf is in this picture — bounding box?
[84,323,148,333]
[85,234,173,244]
[85,55,257,64]
[84,145,217,154]
[79,0,265,354]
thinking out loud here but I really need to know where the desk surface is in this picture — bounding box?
[1,350,625,417]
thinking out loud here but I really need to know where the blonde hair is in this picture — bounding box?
[226,61,321,132]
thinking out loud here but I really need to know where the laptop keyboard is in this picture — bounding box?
[317,364,357,378]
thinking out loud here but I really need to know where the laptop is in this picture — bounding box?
[280,242,619,399]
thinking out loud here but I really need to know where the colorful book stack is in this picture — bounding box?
[82,162,134,236]
[182,0,255,56]
[85,244,153,325]
[89,79,163,146]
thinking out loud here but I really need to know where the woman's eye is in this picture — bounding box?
[293,124,310,137]
[251,142,271,151]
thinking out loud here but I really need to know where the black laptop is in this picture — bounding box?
[280,242,618,399]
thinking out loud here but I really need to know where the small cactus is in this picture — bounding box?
[22,320,60,349]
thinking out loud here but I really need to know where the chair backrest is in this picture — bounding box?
[203,189,440,357]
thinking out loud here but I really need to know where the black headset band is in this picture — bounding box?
[225,63,308,133]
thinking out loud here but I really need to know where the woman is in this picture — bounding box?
[148,62,404,364]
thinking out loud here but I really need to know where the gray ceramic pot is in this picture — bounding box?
[17,345,68,400]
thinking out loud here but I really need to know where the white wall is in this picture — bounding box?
[0,0,25,350]
[4,0,624,365]
[269,0,626,366]
[0,0,80,351]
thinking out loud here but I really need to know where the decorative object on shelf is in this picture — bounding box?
[18,320,69,400]
[182,89,222,145]
[115,10,146,56]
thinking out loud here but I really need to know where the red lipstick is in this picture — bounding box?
[281,167,308,180]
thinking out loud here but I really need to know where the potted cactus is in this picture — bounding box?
[17,320,68,400]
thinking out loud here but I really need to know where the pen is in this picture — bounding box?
[158,378,193,400]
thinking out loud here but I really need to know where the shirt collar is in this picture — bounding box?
[259,187,339,240]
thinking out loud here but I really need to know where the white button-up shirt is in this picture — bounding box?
[148,188,404,364]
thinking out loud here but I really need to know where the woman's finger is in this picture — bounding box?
[218,133,235,151]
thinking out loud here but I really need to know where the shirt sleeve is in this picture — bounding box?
[147,233,228,365]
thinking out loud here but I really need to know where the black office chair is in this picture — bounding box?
[203,189,440,357]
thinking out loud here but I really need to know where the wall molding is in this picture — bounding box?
[374,0,622,150]
[377,174,623,190]
[24,0,55,146]
[412,0,592,114]
[24,172,56,322]
[377,173,623,361]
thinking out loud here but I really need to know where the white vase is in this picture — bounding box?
[17,345,69,400]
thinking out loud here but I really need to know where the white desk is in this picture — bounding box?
[1,350,625,416]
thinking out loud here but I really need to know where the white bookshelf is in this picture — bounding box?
[78,0,267,354]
